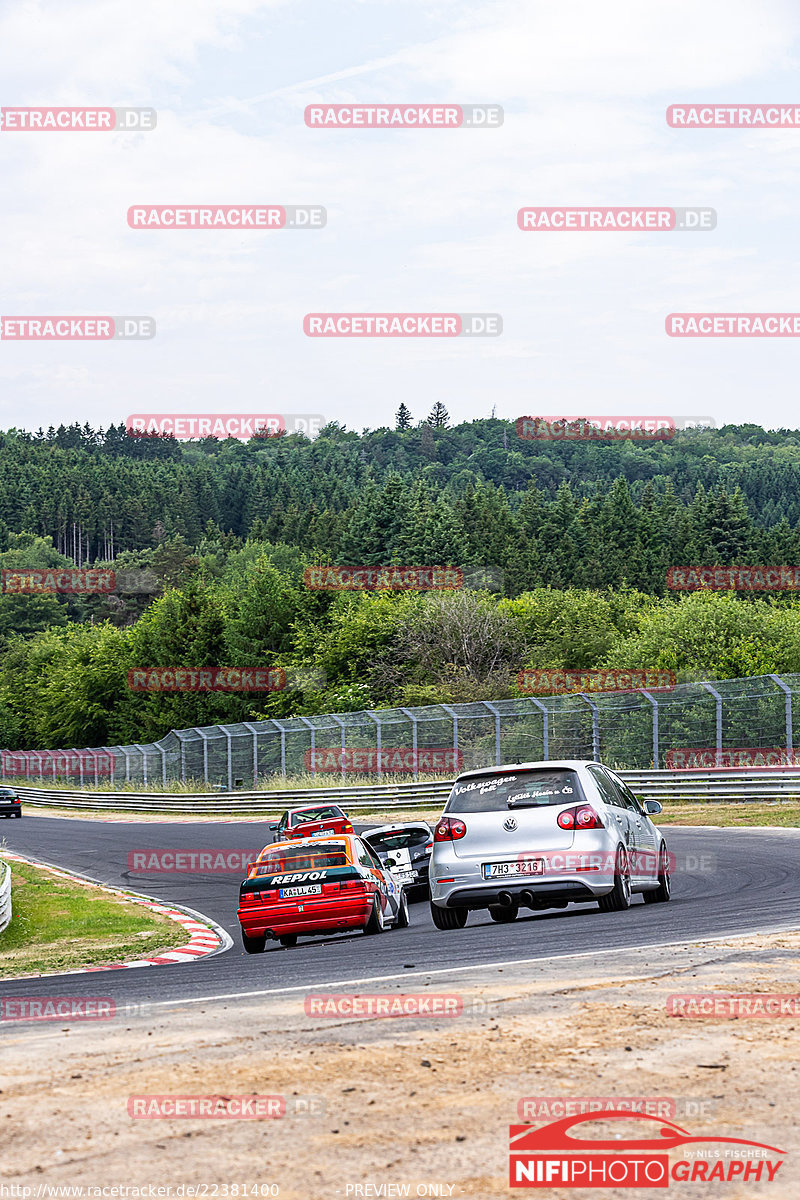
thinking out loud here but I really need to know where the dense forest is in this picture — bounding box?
[2,417,800,751]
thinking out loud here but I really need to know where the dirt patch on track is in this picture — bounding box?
[1,930,798,1196]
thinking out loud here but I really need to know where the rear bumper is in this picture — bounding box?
[438,880,604,908]
[238,895,371,938]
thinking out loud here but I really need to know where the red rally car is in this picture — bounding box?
[237,834,410,953]
[269,803,353,841]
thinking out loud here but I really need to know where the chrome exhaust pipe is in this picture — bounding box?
[520,890,534,907]
[497,890,514,907]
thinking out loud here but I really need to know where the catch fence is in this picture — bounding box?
[1,673,798,790]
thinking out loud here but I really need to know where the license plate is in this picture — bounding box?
[279,885,322,898]
[483,860,543,878]
[310,829,330,837]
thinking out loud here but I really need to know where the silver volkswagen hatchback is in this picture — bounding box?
[429,760,670,929]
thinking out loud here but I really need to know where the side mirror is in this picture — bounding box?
[269,823,278,831]
[643,800,663,815]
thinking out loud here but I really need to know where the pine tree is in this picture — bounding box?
[395,403,412,431]
[427,402,449,429]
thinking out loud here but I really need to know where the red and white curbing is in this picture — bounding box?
[1,850,231,977]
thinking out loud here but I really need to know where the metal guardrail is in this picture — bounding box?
[0,861,11,933]
[12,769,800,815]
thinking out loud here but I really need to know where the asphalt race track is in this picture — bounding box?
[1,816,799,1010]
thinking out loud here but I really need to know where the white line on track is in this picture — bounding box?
[150,921,800,1011]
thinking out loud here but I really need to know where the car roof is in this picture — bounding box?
[455,760,600,781]
[288,804,343,816]
[362,822,431,837]
[259,834,357,856]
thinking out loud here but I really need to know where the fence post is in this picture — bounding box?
[134,744,148,786]
[194,728,209,784]
[441,705,459,767]
[529,698,549,759]
[242,722,260,788]
[770,674,793,763]
[220,727,233,791]
[330,715,347,783]
[578,695,600,761]
[157,743,168,787]
[701,683,723,764]
[399,708,419,780]
[639,689,659,768]
[173,731,189,784]
[297,716,316,777]
[102,746,117,787]
[482,701,502,765]
[366,712,382,780]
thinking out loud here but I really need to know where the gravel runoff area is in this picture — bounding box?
[2,928,798,1197]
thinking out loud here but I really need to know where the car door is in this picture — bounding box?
[365,842,401,918]
[610,772,659,880]
[356,838,392,917]
[585,765,633,855]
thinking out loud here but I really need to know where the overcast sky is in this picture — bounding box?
[1,0,799,435]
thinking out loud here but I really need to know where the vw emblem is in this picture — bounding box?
[503,817,518,832]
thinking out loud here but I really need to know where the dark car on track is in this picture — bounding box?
[269,804,353,841]
[0,788,21,818]
[361,822,433,900]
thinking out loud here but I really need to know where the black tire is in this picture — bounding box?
[394,890,410,929]
[430,901,468,930]
[363,895,386,935]
[241,930,266,954]
[15,811,22,817]
[489,904,518,923]
[279,934,298,947]
[643,842,671,904]
[597,846,632,912]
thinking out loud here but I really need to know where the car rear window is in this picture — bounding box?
[290,806,342,824]
[444,769,583,812]
[366,829,430,852]
[254,844,348,873]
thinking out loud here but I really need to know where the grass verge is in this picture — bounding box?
[0,858,187,978]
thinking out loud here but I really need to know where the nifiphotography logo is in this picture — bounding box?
[509,1112,786,1187]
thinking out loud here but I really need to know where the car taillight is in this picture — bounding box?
[557,804,603,830]
[434,816,467,842]
[344,822,353,833]
[240,891,261,903]
[424,842,433,852]
[334,879,368,892]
